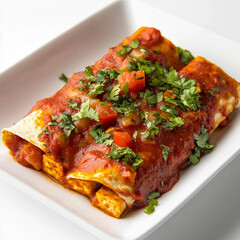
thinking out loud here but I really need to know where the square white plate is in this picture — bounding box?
[0,1,240,239]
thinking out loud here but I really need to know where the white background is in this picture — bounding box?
[1,0,240,239]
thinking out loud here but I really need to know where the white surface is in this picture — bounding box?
[0,0,240,240]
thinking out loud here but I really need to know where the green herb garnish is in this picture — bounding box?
[116,39,140,56]
[209,91,216,99]
[161,144,171,161]
[160,104,178,115]
[189,125,214,164]
[107,146,143,171]
[68,102,79,110]
[59,112,79,137]
[48,115,58,126]
[89,125,111,144]
[109,84,121,101]
[72,100,99,121]
[42,126,51,134]
[144,199,158,214]
[59,73,68,83]
[177,46,194,65]
[88,84,104,96]
[162,117,184,130]
[213,87,220,93]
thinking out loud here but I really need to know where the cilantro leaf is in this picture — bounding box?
[177,46,194,65]
[157,92,163,102]
[162,117,184,130]
[161,144,171,161]
[42,126,51,134]
[68,102,79,110]
[129,39,140,49]
[144,199,158,214]
[107,146,143,171]
[209,91,216,99]
[88,84,104,96]
[213,87,220,93]
[142,117,164,139]
[48,115,58,126]
[160,104,178,115]
[109,84,121,101]
[147,191,160,202]
[72,100,99,121]
[189,125,214,165]
[194,125,214,151]
[123,83,129,96]
[116,45,132,57]
[89,125,111,144]
[59,112,79,136]
[104,139,114,146]
[116,39,140,57]
[139,89,162,106]
[59,73,68,83]
[85,66,96,82]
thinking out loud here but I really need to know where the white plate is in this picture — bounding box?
[0,1,240,239]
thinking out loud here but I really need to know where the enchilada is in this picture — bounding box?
[2,27,240,218]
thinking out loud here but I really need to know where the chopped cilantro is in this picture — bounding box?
[100,101,109,106]
[213,87,220,93]
[42,126,51,134]
[179,79,200,110]
[112,97,140,117]
[161,181,164,187]
[194,125,213,150]
[68,102,79,110]
[104,139,114,146]
[85,66,96,82]
[162,117,184,130]
[72,100,99,121]
[144,199,158,214]
[133,130,138,140]
[142,117,164,139]
[88,84,104,96]
[157,92,163,102]
[89,125,111,144]
[48,115,58,126]
[189,125,214,164]
[177,46,194,65]
[116,39,140,57]
[59,73,68,83]
[109,84,121,101]
[161,144,170,161]
[107,146,143,171]
[154,50,161,54]
[160,104,178,115]
[129,58,200,111]
[97,69,121,82]
[116,45,132,57]
[59,112,79,136]
[139,89,162,106]
[209,91,216,99]
[105,86,113,92]
[123,83,129,96]
[130,39,140,49]
[128,57,156,75]
[147,191,160,202]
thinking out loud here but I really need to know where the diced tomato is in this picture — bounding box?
[118,70,145,93]
[114,132,133,147]
[96,103,118,126]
